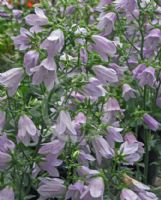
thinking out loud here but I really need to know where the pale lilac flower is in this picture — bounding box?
[31,64,58,91]
[38,139,65,155]
[138,67,156,88]
[53,111,77,141]
[106,126,123,148]
[91,35,116,60]
[77,166,99,178]
[17,115,39,146]
[122,84,137,101]
[0,134,15,153]
[109,63,128,78]
[0,68,24,96]
[83,77,106,98]
[24,50,39,75]
[138,191,158,200]
[12,28,32,50]
[0,0,13,9]
[91,136,114,164]
[41,29,64,57]
[120,188,139,200]
[78,150,95,166]
[12,9,23,21]
[0,187,14,200]
[80,177,104,200]
[65,181,84,200]
[39,154,62,177]
[0,151,11,171]
[145,29,161,49]
[93,65,118,84]
[25,7,48,27]
[132,64,146,80]
[114,0,136,12]
[38,178,66,199]
[97,12,116,36]
[0,111,6,131]
[143,113,160,131]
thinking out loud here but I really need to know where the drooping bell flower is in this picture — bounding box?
[0,134,15,153]
[12,9,23,21]
[24,50,39,75]
[106,126,123,148]
[109,63,128,79]
[77,166,99,179]
[38,139,65,155]
[65,181,84,200]
[97,12,116,36]
[40,29,64,58]
[132,64,146,80]
[0,151,11,171]
[93,65,118,84]
[120,188,139,200]
[114,0,136,12]
[80,47,88,65]
[80,177,104,200]
[138,66,156,88]
[91,135,114,164]
[53,110,77,142]
[122,84,137,101]
[97,0,112,11]
[39,154,62,177]
[25,7,48,27]
[17,115,39,146]
[138,191,158,200]
[78,150,95,166]
[82,77,106,98]
[0,68,24,97]
[31,64,58,91]
[38,178,66,199]
[143,113,160,131]
[0,187,14,200]
[12,28,33,50]
[145,29,161,49]
[0,111,6,132]
[91,35,116,60]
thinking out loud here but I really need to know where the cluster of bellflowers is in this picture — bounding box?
[0,0,161,199]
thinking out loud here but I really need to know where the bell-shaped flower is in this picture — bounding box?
[65,181,84,200]
[83,77,106,98]
[145,29,161,49]
[93,65,118,84]
[143,113,160,131]
[114,0,136,12]
[0,111,6,131]
[17,115,39,146]
[120,188,139,200]
[0,68,24,96]
[106,126,123,148]
[80,47,88,65]
[0,134,15,153]
[24,50,39,75]
[138,66,156,88]
[53,111,77,142]
[91,35,116,60]
[0,151,11,171]
[91,136,114,164]
[122,84,137,101]
[0,187,14,200]
[80,177,104,200]
[109,63,128,79]
[97,12,116,36]
[138,191,158,200]
[12,28,32,50]
[31,61,58,91]
[41,29,64,57]
[38,139,65,155]
[38,178,66,199]
[156,97,161,108]
[25,7,48,27]
[77,166,99,178]
[132,64,146,80]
